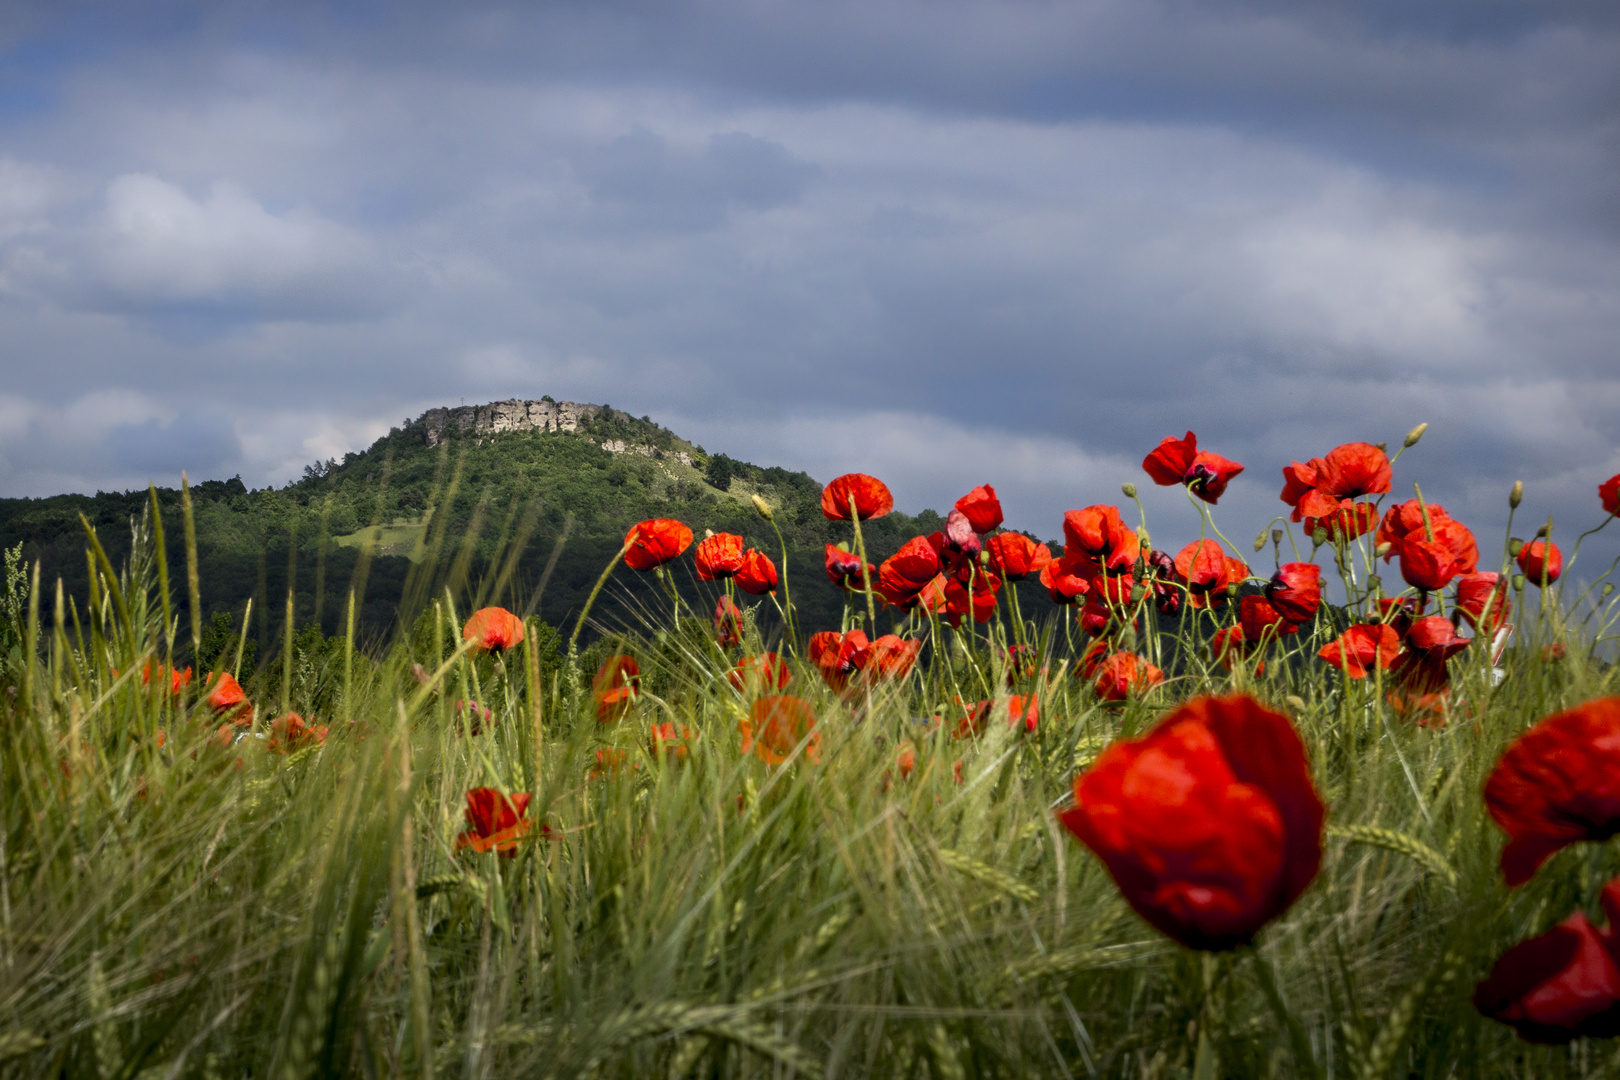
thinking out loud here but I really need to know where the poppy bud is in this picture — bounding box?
[1403,422,1428,448]
[1253,531,1267,553]
[1508,538,1523,556]
[1121,483,1137,499]
[1130,584,1145,603]
[751,494,774,521]
[1606,583,1616,597]
[1513,573,1526,591]
[1312,527,1328,546]
[1366,574,1381,592]
[1224,583,1238,599]
[1510,481,1524,509]
[1375,541,1392,558]
[704,528,714,538]
[1374,441,1387,452]
[1536,523,1552,538]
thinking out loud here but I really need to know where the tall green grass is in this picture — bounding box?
[1,485,1619,1079]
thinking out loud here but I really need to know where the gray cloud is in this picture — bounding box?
[0,1,1615,575]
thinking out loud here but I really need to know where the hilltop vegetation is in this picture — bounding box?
[0,401,949,673]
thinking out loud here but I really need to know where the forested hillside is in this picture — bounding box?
[0,400,952,675]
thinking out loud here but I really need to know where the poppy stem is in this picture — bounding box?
[1248,946,1323,1080]
[849,495,878,631]
[1412,482,1436,543]
[569,540,632,656]
[765,516,798,656]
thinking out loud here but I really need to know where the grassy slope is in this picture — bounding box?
[0,500,1618,1077]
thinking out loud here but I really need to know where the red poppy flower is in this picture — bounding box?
[1091,651,1165,702]
[1517,539,1563,585]
[456,787,534,856]
[1243,595,1295,640]
[694,533,746,580]
[207,671,245,711]
[267,712,328,754]
[956,694,1041,737]
[1302,502,1380,542]
[954,484,1004,534]
[1001,642,1038,684]
[1265,563,1322,625]
[809,629,866,693]
[740,695,820,765]
[140,662,194,698]
[1485,697,1620,886]
[1378,501,1479,571]
[623,518,694,571]
[1210,626,1250,671]
[943,572,1001,628]
[1398,536,1466,592]
[1173,540,1242,608]
[1391,615,1469,699]
[1059,694,1324,951]
[1040,555,1094,605]
[649,722,697,763]
[592,655,640,723]
[462,607,525,652]
[454,699,495,736]
[589,748,633,781]
[877,536,943,607]
[1142,432,1245,504]
[1317,624,1401,678]
[820,473,894,522]
[858,634,921,680]
[1280,442,1392,522]
[941,509,982,558]
[1603,474,1620,517]
[1474,880,1620,1044]
[735,548,778,595]
[985,533,1052,580]
[824,544,873,589]
[1062,506,1140,574]
[714,595,744,647]
[1455,572,1511,633]
[1079,597,1114,637]
[729,652,792,693]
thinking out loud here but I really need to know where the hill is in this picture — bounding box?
[0,397,952,671]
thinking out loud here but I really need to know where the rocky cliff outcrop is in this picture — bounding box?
[421,399,601,447]
[418,399,697,468]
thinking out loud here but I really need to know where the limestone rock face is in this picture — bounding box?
[421,399,602,447]
[418,399,696,467]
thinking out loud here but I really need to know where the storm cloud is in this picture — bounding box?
[0,0,1616,567]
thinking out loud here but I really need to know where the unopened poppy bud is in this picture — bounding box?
[1130,584,1146,603]
[1508,538,1523,557]
[1512,573,1526,591]
[1375,442,1387,452]
[704,528,714,538]
[1253,531,1267,553]
[1121,482,1137,499]
[1375,541,1392,558]
[751,494,773,521]
[1366,574,1381,593]
[1403,422,1428,448]
[1285,695,1306,713]
[1509,480,1523,508]
[1535,523,1551,538]
[1225,583,1239,599]
[1604,583,1616,598]
[1312,527,1329,546]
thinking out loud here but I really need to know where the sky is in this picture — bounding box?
[1,0,1617,574]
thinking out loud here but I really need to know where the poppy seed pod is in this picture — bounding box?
[1271,529,1283,545]
[1312,528,1329,546]
[1509,538,1524,556]
[1513,573,1527,590]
